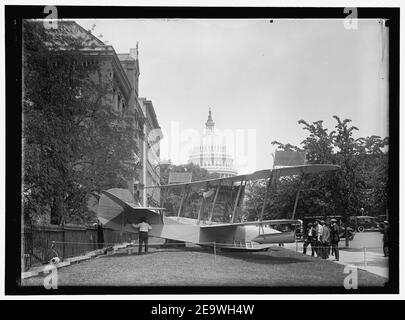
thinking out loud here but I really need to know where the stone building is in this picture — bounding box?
[188,108,237,178]
[57,22,146,196]
[139,97,163,206]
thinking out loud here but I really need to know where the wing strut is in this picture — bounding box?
[177,186,189,218]
[209,180,222,222]
[260,171,273,221]
[197,197,205,223]
[231,178,245,223]
[291,174,305,220]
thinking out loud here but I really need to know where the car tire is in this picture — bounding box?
[357,226,364,232]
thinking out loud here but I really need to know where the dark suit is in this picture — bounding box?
[330,224,340,260]
[303,227,316,256]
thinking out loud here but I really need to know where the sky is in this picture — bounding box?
[77,19,389,174]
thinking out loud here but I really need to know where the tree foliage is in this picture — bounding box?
[245,116,388,221]
[23,21,140,225]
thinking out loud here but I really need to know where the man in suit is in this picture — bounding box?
[320,220,330,259]
[330,219,340,261]
[303,222,316,257]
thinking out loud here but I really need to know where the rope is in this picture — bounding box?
[300,244,384,250]
[48,240,281,248]
[48,240,386,251]
[51,240,126,246]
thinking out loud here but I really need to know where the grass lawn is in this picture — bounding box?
[22,246,387,287]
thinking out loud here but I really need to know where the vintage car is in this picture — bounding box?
[347,215,380,232]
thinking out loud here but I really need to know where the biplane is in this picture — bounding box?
[97,164,339,251]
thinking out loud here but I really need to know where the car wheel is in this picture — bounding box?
[357,226,364,232]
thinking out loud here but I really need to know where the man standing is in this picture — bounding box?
[382,221,389,257]
[320,220,330,259]
[314,220,323,258]
[303,222,316,256]
[330,219,340,261]
[132,217,152,254]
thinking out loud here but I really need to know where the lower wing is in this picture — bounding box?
[199,219,301,228]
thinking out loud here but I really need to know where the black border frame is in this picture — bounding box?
[5,5,400,295]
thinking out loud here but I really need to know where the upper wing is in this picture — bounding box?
[144,171,268,190]
[144,164,339,190]
[272,164,340,177]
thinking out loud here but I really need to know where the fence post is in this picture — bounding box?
[295,241,298,252]
[213,242,216,261]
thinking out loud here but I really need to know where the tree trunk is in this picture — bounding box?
[50,196,63,225]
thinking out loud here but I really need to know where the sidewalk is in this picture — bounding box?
[333,249,388,278]
[284,242,389,279]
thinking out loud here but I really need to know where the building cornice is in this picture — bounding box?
[80,47,132,99]
[65,22,133,100]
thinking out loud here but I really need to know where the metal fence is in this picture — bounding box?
[21,224,139,270]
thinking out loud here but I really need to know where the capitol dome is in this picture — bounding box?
[188,108,237,178]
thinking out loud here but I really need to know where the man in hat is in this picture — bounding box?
[303,222,316,256]
[330,218,340,261]
[132,217,152,254]
[381,221,389,257]
[320,220,330,259]
[314,219,323,257]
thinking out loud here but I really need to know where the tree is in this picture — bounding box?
[329,116,364,217]
[23,21,140,225]
[261,116,389,221]
[355,135,389,215]
[298,119,335,164]
[245,116,388,222]
[244,177,302,221]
